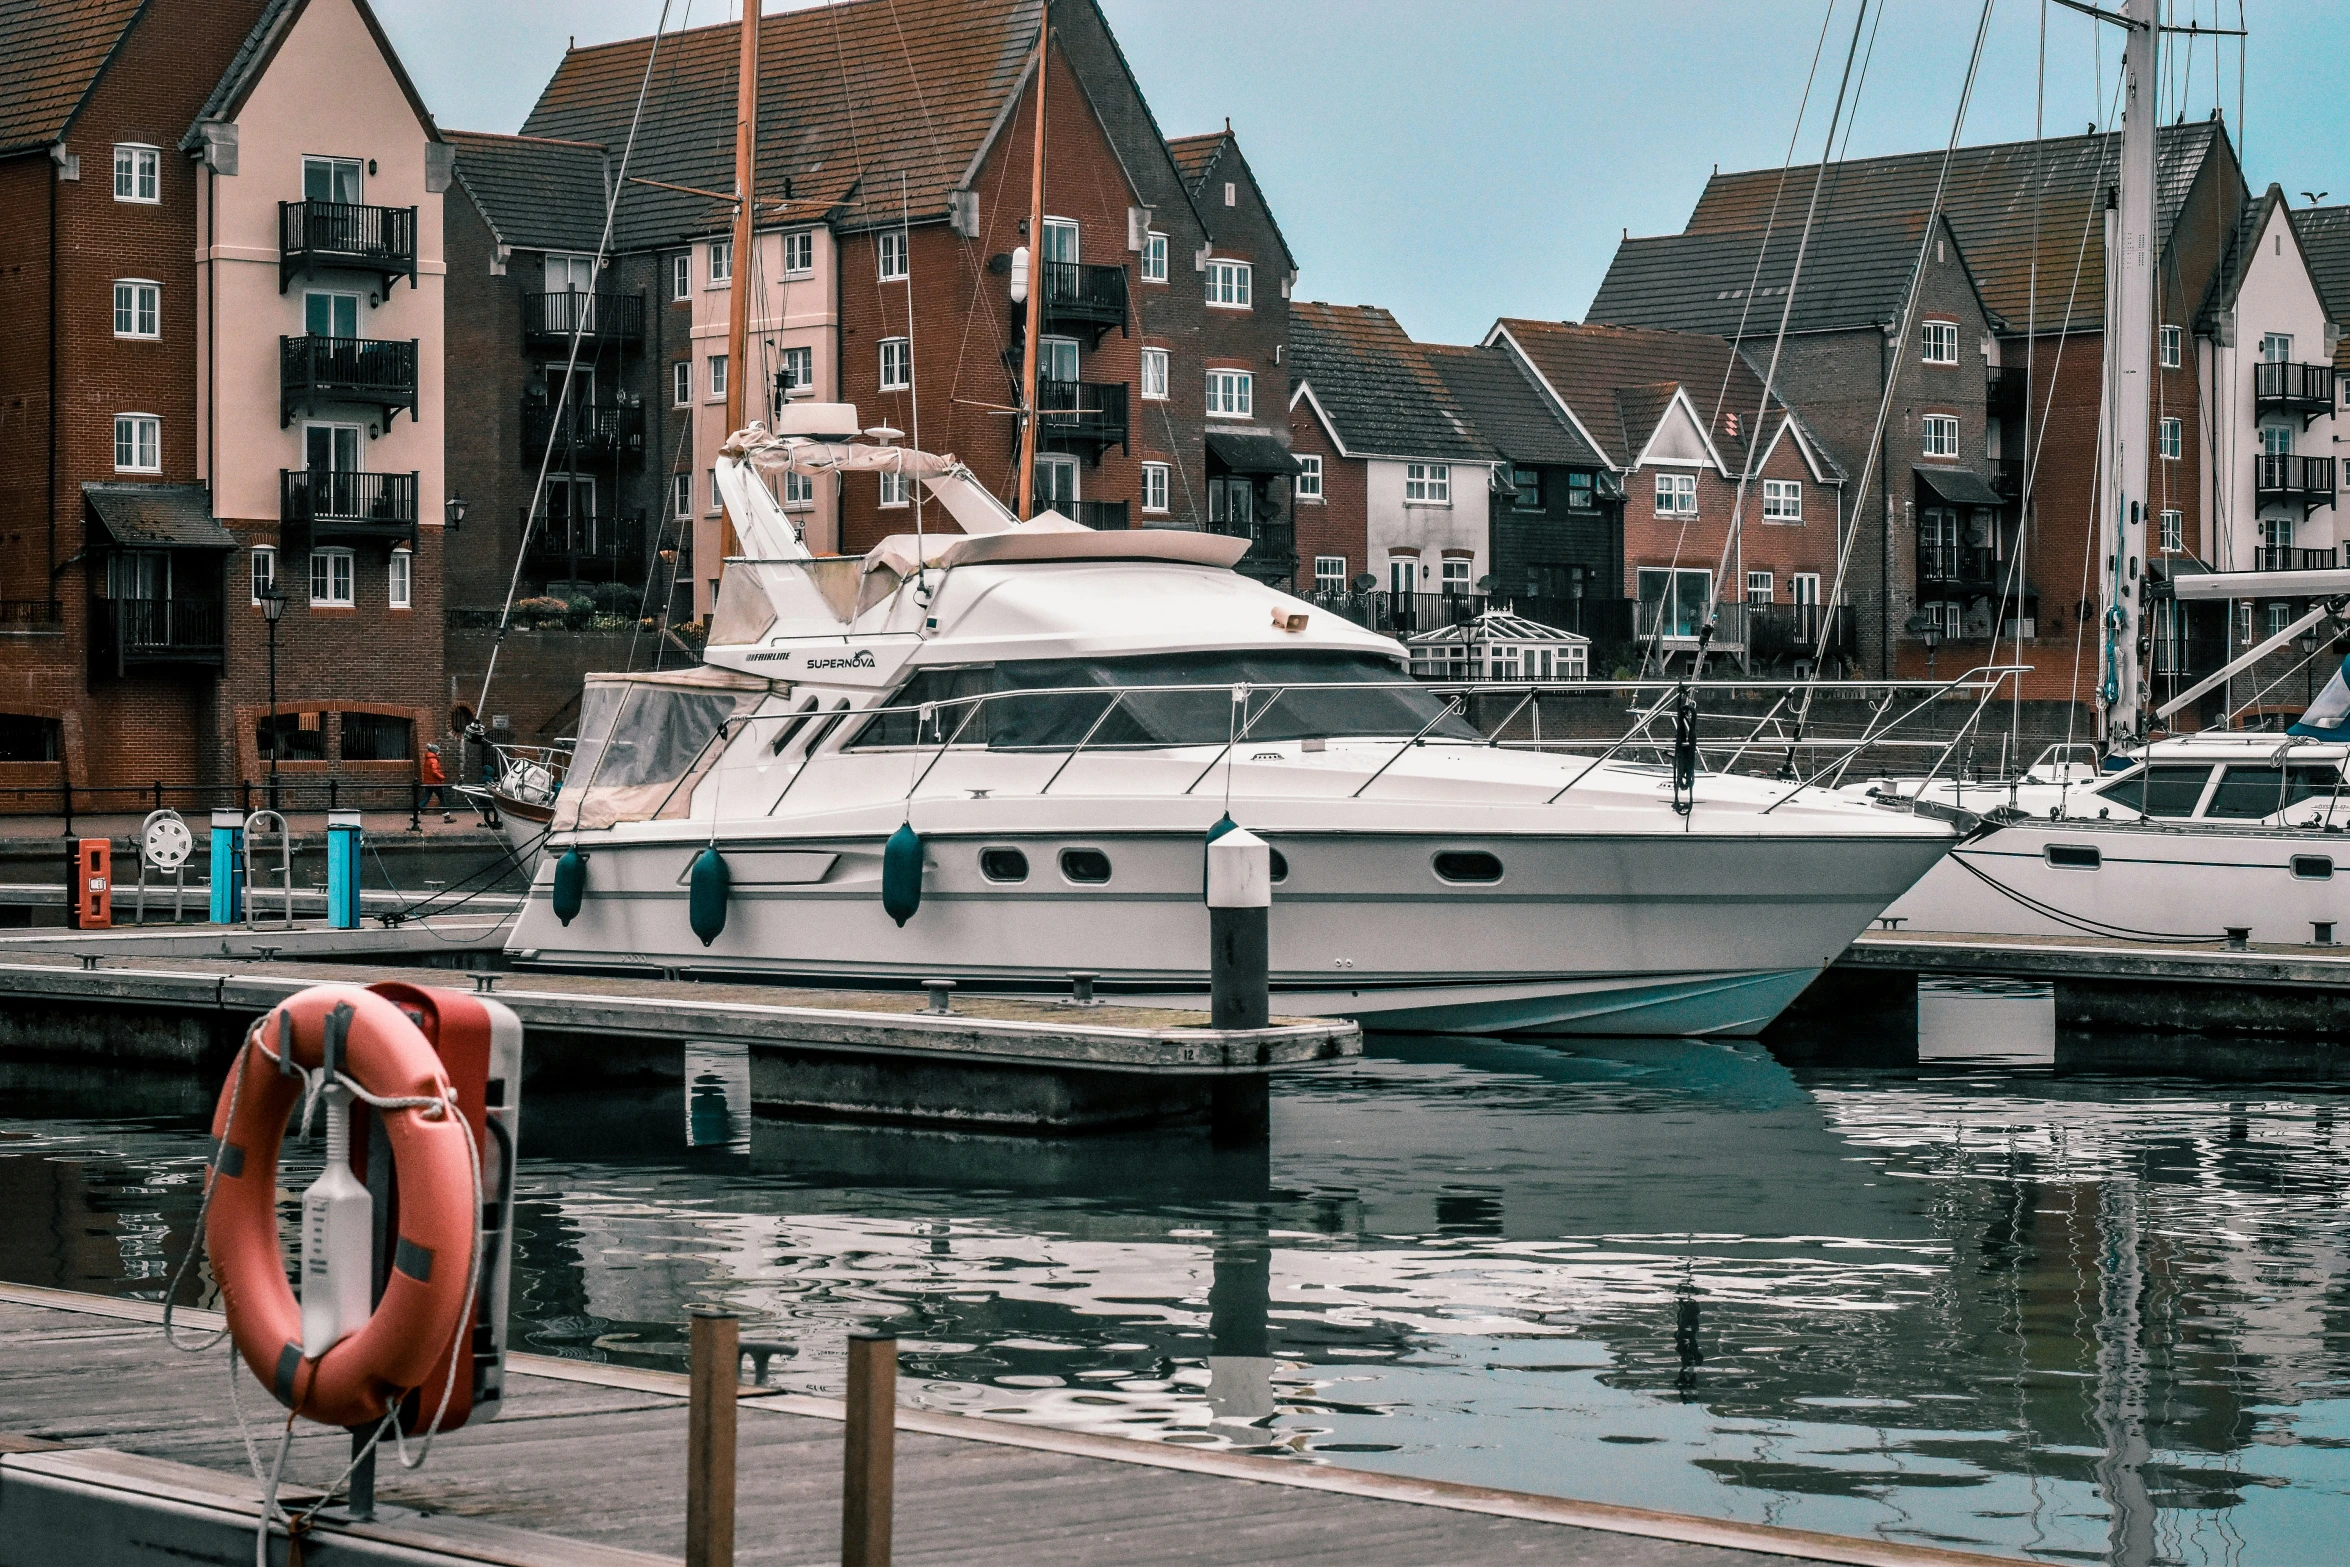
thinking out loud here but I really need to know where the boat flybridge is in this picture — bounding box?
[502,406,1955,1036]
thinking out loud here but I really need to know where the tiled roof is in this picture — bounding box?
[1492,318,1809,474]
[0,0,144,155]
[447,130,611,254]
[83,483,237,550]
[1420,343,1603,468]
[1588,213,1986,338]
[182,0,435,154]
[1684,119,2240,334]
[2290,203,2350,373]
[521,0,1045,248]
[1166,131,1222,194]
[1289,302,1494,463]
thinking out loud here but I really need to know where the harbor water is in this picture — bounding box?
[4,979,2346,1566]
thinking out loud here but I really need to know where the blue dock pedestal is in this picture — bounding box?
[207,810,244,924]
[326,809,362,929]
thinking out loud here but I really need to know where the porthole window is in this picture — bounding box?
[1268,848,1289,883]
[1060,847,1112,884]
[1432,850,1502,884]
[770,694,821,754]
[980,847,1029,882]
[2292,854,2334,881]
[2045,843,2101,869]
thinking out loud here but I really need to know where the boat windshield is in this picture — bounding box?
[850,653,1479,749]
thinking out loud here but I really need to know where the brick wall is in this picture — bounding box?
[1286,400,1361,582]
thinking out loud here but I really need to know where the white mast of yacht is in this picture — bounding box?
[2094,0,2157,745]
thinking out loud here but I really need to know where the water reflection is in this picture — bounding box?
[6,1019,2350,1564]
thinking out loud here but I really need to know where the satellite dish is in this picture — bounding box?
[1351,572,1378,594]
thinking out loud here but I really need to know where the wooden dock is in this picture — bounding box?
[0,1283,2023,1567]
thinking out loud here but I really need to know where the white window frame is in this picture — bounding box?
[877,229,909,282]
[250,546,277,605]
[669,252,692,300]
[1142,231,1168,284]
[878,470,909,508]
[673,360,693,407]
[1439,557,1472,594]
[1404,463,1451,505]
[776,345,814,403]
[1140,347,1169,401]
[1314,555,1347,592]
[2159,323,2181,368]
[1920,320,1959,365]
[1223,181,1237,208]
[1761,478,1802,522]
[673,472,693,519]
[1654,471,1696,515]
[783,471,815,509]
[387,548,412,610]
[113,279,160,339]
[708,467,722,514]
[708,354,728,402]
[113,413,161,473]
[2262,332,2294,364]
[1295,453,1323,501]
[1205,259,1252,310]
[303,289,360,340]
[1205,368,1251,418]
[1746,570,1774,603]
[2159,508,2183,552]
[783,230,814,276]
[707,238,732,287]
[879,337,912,391]
[1790,572,1821,607]
[2159,416,2182,460]
[113,144,159,204]
[1921,414,1960,458]
[1141,461,1170,513]
[309,547,354,607]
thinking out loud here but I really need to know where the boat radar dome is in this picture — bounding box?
[775,401,862,439]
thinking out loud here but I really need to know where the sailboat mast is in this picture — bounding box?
[1013,2,1048,520]
[2098,0,2157,743]
[722,0,759,558]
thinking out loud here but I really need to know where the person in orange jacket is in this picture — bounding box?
[420,743,453,820]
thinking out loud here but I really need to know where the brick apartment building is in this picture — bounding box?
[0,0,450,799]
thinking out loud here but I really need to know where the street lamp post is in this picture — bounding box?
[260,586,287,811]
[444,493,468,532]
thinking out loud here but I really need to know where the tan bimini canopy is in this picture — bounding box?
[552,666,772,831]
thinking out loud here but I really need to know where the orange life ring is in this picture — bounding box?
[205,984,477,1429]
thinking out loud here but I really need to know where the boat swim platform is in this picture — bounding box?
[0,1283,2025,1567]
[0,912,515,962]
[0,952,1358,1133]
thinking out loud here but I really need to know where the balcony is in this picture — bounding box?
[2251,545,2338,573]
[1988,459,2025,502]
[1037,378,1128,458]
[1986,366,2027,417]
[521,513,647,588]
[1743,602,1857,662]
[281,335,418,428]
[1069,500,1128,530]
[94,598,223,675]
[1918,541,2000,592]
[1635,597,1743,651]
[0,599,63,634]
[2255,361,2335,429]
[2255,453,2337,518]
[280,469,418,545]
[521,399,648,467]
[522,290,646,350]
[1311,590,1489,638]
[278,200,417,297]
[1039,260,1128,346]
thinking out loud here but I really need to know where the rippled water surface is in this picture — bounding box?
[6,983,2349,1565]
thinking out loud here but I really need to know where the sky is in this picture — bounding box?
[375,0,2350,346]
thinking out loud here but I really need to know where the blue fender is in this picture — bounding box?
[551,848,587,926]
[689,846,731,947]
[882,823,923,927]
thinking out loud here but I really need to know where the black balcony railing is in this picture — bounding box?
[522,399,648,467]
[1036,378,1128,456]
[2254,453,2337,516]
[522,513,648,588]
[1308,589,1482,637]
[522,290,646,348]
[1039,260,1128,344]
[279,469,418,544]
[0,599,63,630]
[1918,542,2000,589]
[1742,602,1858,662]
[281,335,419,427]
[1070,500,1128,530]
[1986,367,2027,417]
[2255,360,2335,426]
[2251,545,2338,573]
[278,200,417,294]
[1988,459,2025,501]
[95,598,223,675]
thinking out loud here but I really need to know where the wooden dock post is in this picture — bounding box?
[841,1333,897,1567]
[687,1309,738,1567]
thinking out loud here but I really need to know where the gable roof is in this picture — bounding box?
[0,0,146,157]
[1488,318,1832,479]
[1684,118,2242,335]
[1420,343,1604,468]
[1287,302,1493,464]
[2290,202,2350,374]
[446,130,610,254]
[521,0,1048,247]
[181,0,438,154]
[1589,212,1998,338]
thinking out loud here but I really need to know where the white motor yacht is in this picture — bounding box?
[502,412,1955,1036]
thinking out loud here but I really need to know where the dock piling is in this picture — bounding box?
[687,1309,738,1567]
[841,1333,897,1567]
[1206,828,1271,1031]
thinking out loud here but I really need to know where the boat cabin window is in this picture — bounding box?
[2094,764,2211,818]
[2204,763,2344,820]
[769,695,821,754]
[553,669,769,830]
[1433,850,1503,884]
[979,847,1029,882]
[2293,855,2334,881]
[846,654,1477,751]
[1059,848,1112,884]
[1268,847,1289,883]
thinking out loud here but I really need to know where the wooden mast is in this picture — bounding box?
[1013,2,1048,520]
[721,0,759,559]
